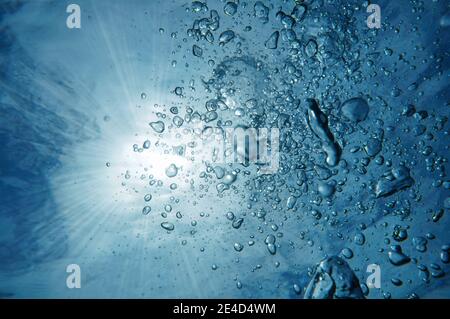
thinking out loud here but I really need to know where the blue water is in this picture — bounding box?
[0,0,449,299]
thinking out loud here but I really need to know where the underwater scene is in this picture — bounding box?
[0,0,449,299]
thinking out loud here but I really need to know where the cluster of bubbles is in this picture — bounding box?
[109,0,449,298]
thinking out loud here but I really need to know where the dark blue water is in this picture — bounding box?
[0,0,449,298]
